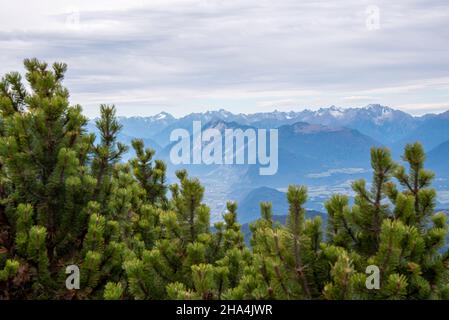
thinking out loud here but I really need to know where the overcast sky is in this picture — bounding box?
[1,0,449,118]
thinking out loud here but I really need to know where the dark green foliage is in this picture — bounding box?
[0,59,168,299]
[322,143,449,299]
[130,139,167,207]
[229,186,328,299]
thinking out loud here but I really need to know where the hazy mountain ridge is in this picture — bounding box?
[100,104,449,173]
[86,104,449,222]
[245,121,380,188]
[88,104,449,149]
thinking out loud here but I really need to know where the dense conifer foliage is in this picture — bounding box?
[0,60,448,299]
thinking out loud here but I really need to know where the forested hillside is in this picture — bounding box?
[1,60,449,300]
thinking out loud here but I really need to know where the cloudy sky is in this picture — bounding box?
[1,0,449,118]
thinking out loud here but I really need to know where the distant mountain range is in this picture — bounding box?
[393,110,449,153]
[87,104,449,222]
[246,121,379,187]
[99,104,449,152]
[428,140,449,179]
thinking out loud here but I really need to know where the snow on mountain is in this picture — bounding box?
[108,104,449,148]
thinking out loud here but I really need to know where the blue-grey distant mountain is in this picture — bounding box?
[100,105,449,216]
[158,119,256,176]
[157,118,379,180]
[110,104,433,147]
[109,105,449,167]
[246,121,381,187]
[297,105,417,143]
[117,134,162,161]
[235,186,330,225]
[428,139,449,178]
[277,121,380,166]
[394,110,449,152]
[88,112,175,142]
[117,112,176,139]
[237,187,289,224]
[86,122,162,161]
[153,110,242,147]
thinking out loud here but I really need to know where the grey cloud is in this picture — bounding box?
[0,0,448,117]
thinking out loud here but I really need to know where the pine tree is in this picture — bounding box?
[130,139,167,207]
[122,172,249,300]
[230,186,327,299]
[91,105,128,210]
[75,107,133,299]
[323,144,449,299]
[0,60,165,299]
[0,59,96,298]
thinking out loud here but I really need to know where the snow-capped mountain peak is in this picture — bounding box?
[328,105,345,118]
[154,112,170,120]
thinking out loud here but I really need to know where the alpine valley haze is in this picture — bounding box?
[103,105,449,222]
